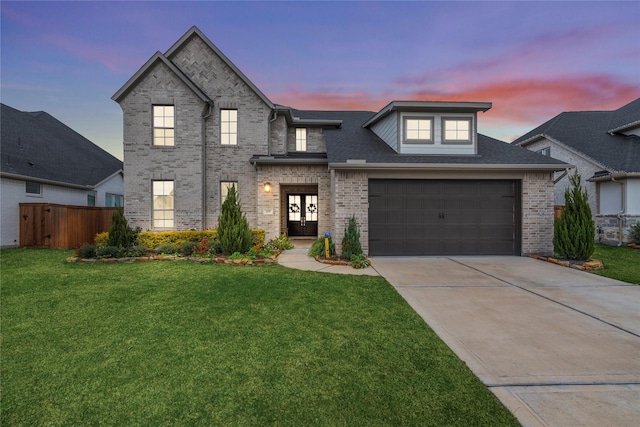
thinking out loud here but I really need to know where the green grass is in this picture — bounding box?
[1,249,518,426]
[592,243,640,284]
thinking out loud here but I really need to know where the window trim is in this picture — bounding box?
[403,116,434,144]
[152,180,175,229]
[441,117,473,144]
[220,181,238,206]
[106,193,124,207]
[25,181,42,197]
[537,147,551,157]
[296,128,307,151]
[152,105,175,147]
[220,109,238,145]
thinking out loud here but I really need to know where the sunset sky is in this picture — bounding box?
[2,1,639,160]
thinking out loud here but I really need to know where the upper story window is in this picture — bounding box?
[152,180,174,229]
[537,147,551,157]
[296,128,307,151]
[26,181,42,196]
[221,109,238,145]
[403,117,433,143]
[106,193,124,207]
[153,105,175,146]
[442,118,472,143]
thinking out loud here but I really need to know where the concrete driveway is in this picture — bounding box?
[370,256,640,427]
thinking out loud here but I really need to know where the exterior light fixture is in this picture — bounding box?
[264,182,272,193]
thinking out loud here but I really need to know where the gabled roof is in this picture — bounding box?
[112,51,211,104]
[608,97,640,134]
[0,104,123,187]
[362,101,492,128]
[514,98,640,173]
[113,26,272,108]
[292,110,566,170]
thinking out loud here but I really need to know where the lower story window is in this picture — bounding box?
[221,181,238,205]
[106,193,124,207]
[26,181,41,195]
[87,191,96,206]
[153,180,174,228]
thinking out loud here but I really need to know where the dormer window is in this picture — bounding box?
[296,128,307,151]
[442,118,471,144]
[403,116,433,143]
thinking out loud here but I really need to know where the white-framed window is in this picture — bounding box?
[87,191,96,206]
[153,105,175,146]
[537,147,551,157]
[296,128,307,151]
[106,193,124,207]
[442,118,472,143]
[221,109,238,145]
[403,117,433,143]
[152,180,174,229]
[221,181,238,205]
[25,181,42,196]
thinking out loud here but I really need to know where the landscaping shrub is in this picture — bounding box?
[350,254,370,269]
[156,243,178,255]
[180,241,198,256]
[630,222,640,243]
[554,170,595,260]
[217,185,252,255]
[94,232,109,248]
[309,237,336,258]
[264,234,293,252]
[78,244,96,259]
[97,246,121,258]
[341,215,363,259]
[192,237,213,257]
[108,210,134,248]
[127,245,148,257]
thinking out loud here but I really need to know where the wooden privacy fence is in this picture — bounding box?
[20,203,121,249]
[554,205,566,219]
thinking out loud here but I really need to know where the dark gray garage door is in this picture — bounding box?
[369,180,521,256]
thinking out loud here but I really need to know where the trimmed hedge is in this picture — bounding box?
[95,229,265,251]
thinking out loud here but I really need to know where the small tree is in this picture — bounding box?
[217,185,252,255]
[107,209,133,248]
[553,170,595,260]
[341,214,363,259]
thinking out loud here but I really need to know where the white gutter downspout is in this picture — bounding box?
[201,101,214,229]
[611,175,625,246]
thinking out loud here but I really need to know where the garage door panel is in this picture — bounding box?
[369,179,520,256]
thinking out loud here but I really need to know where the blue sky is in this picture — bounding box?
[2,1,639,160]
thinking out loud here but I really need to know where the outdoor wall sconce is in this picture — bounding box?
[264,182,272,193]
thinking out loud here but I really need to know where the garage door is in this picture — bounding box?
[369,180,520,256]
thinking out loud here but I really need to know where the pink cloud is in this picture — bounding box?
[46,34,142,73]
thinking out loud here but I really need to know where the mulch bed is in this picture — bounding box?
[528,254,603,271]
[67,254,278,265]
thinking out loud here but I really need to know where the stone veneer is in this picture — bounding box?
[596,214,640,244]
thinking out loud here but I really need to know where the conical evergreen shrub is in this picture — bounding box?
[108,209,133,248]
[553,170,595,260]
[341,214,363,259]
[217,185,252,255]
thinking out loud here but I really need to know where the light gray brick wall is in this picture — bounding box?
[118,34,272,232]
[522,138,600,215]
[521,172,555,255]
[332,171,369,255]
[118,61,205,231]
[256,165,331,242]
[286,127,327,153]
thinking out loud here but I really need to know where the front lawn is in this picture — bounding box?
[1,249,517,426]
[592,243,640,284]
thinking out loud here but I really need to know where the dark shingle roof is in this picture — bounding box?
[609,97,640,133]
[514,98,640,173]
[1,104,123,186]
[295,110,566,167]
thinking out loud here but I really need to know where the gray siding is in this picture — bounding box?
[370,111,398,152]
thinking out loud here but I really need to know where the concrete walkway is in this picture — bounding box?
[278,247,640,426]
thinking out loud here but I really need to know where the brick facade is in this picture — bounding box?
[331,171,369,255]
[521,172,555,255]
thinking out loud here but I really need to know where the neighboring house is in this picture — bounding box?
[112,26,567,256]
[515,98,640,244]
[0,103,124,248]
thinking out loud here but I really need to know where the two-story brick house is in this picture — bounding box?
[113,26,567,256]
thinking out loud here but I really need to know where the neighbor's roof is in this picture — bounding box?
[291,110,567,170]
[0,104,123,187]
[514,98,640,173]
